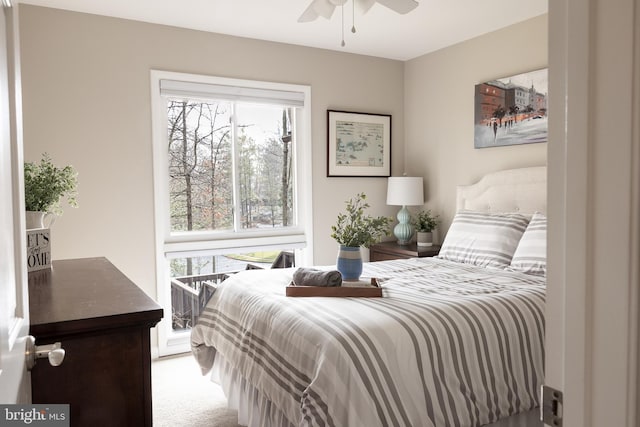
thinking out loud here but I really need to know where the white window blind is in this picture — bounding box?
[159,79,305,107]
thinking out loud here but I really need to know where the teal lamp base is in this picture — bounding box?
[393,205,413,245]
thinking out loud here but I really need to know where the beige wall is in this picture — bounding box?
[404,15,548,239]
[18,5,405,302]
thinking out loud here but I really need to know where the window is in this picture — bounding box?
[151,71,312,355]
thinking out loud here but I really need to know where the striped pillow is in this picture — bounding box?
[438,211,530,268]
[509,212,547,276]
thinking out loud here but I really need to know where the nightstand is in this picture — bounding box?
[369,241,441,261]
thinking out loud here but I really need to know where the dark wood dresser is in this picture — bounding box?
[28,257,163,427]
[369,241,441,261]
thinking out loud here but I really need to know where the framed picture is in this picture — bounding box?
[474,68,548,148]
[327,110,391,177]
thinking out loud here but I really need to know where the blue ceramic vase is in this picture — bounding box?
[336,245,363,281]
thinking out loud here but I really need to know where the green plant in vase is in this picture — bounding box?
[24,153,78,228]
[412,209,439,247]
[331,193,391,280]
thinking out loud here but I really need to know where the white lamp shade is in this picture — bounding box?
[386,176,424,206]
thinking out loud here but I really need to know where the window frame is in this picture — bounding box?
[150,70,313,355]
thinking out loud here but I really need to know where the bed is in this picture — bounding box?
[191,166,547,427]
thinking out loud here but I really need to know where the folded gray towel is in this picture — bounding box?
[293,268,342,287]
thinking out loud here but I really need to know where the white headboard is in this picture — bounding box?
[456,166,547,215]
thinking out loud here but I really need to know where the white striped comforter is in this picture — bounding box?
[191,257,545,427]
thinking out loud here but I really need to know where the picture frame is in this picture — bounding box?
[474,68,548,148]
[327,110,391,177]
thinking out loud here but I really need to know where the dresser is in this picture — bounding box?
[369,241,441,261]
[28,257,163,427]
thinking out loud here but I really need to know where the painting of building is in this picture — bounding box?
[474,68,548,148]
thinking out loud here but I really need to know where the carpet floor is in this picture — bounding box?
[152,354,241,427]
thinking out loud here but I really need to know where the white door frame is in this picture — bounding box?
[547,0,640,426]
[0,2,30,404]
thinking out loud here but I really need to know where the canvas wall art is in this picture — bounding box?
[474,68,548,148]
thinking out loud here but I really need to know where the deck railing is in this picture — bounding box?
[171,272,231,330]
[170,251,295,330]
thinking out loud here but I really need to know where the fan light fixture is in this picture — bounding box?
[298,0,419,47]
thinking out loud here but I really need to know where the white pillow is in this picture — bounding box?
[509,212,547,276]
[438,211,530,268]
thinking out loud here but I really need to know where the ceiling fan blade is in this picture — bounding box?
[298,3,320,22]
[313,0,338,19]
[356,0,376,14]
[328,0,348,5]
[375,0,419,14]
[298,0,337,22]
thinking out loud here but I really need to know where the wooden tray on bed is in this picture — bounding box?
[286,278,382,297]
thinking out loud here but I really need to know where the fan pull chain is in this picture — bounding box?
[352,0,356,33]
[341,4,345,46]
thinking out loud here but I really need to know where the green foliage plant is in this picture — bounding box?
[412,209,440,232]
[331,193,391,248]
[24,153,78,215]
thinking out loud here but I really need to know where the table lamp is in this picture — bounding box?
[386,176,424,245]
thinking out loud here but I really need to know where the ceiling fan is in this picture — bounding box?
[298,0,419,23]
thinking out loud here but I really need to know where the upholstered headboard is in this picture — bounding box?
[456,166,547,215]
